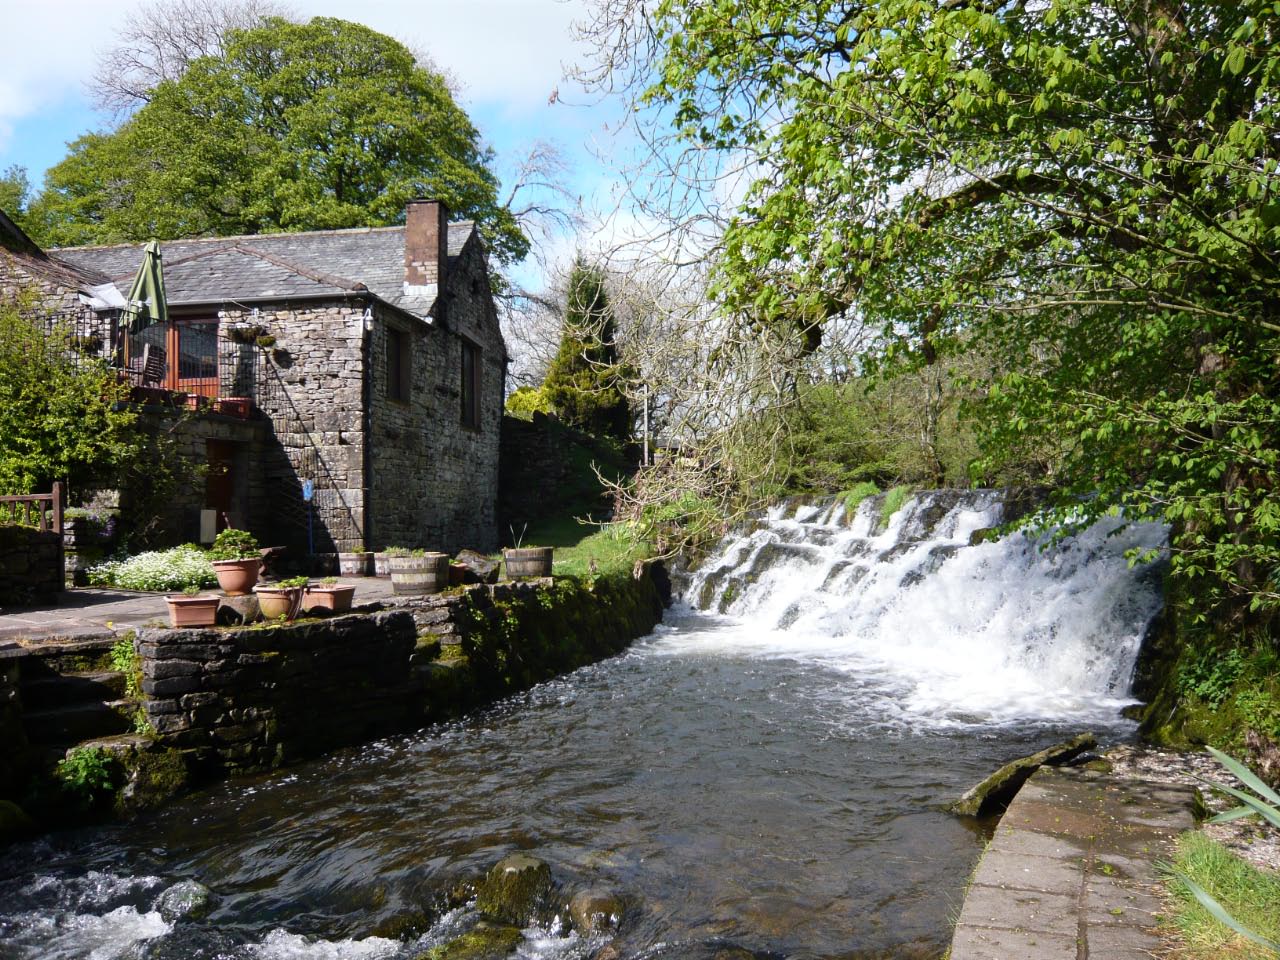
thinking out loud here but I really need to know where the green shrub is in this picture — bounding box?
[87,545,216,592]
[839,482,880,514]
[879,485,914,528]
[505,385,553,419]
[57,746,121,807]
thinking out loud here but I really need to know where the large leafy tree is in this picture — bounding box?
[543,258,633,442]
[594,0,1280,625]
[28,16,527,265]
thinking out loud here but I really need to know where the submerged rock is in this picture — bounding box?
[568,887,624,933]
[0,799,35,844]
[417,921,523,960]
[155,879,213,922]
[948,733,1098,817]
[475,854,554,926]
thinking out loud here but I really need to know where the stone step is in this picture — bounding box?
[22,699,136,746]
[20,670,128,710]
[35,733,152,768]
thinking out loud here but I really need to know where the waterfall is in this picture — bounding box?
[678,489,1169,727]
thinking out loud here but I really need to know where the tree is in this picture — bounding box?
[542,258,633,442]
[29,16,527,266]
[581,0,1280,625]
[0,166,32,229]
[0,297,139,496]
[88,0,293,115]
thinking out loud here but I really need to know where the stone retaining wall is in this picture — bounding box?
[0,526,63,609]
[135,569,665,776]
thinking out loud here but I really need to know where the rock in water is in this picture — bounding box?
[155,879,213,922]
[0,800,35,843]
[475,854,554,926]
[416,922,523,960]
[568,888,624,933]
[948,733,1098,817]
[454,550,499,585]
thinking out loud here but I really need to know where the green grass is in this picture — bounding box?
[1163,832,1280,959]
[879,484,914,528]
[839,481,880,514]
[550,523,650,578]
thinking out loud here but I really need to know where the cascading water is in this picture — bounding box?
[679,489,1169,727]
[0,489,1170,960]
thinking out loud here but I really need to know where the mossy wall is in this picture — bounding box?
[1131,586,1280,757]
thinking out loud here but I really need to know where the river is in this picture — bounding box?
[0,491,1168,960]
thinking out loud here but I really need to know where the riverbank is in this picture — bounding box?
[0,565,668,840]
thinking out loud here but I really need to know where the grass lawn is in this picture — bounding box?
[1163,831,1280,959]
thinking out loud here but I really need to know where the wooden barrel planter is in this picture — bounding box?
[387,552,451,596]
[504,547,553,580]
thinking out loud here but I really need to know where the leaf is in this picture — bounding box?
[1174,872,1280,953]
[1206,746,1280,807]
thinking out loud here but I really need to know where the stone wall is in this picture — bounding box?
[0,649,27,799]
[219,302,369,553]
[134,568,665,776]
[138,611,417,773]
[0,526,63,609]
[368,234,504,553]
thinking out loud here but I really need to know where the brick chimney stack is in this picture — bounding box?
[404,199,449,294]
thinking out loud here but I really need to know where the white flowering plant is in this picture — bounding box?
[87,544,218,592]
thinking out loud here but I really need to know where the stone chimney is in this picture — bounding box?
[404,199,449,296]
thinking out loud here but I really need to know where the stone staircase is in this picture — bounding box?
[16,640,143,765]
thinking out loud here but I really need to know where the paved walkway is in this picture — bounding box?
[951,764,1196,959]
[0,578,399,645]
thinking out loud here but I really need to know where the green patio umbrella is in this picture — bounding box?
[121,240,168,334]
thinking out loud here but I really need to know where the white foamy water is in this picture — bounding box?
[677,490,1168,728]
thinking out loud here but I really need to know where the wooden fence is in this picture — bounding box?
[0,481,64,533]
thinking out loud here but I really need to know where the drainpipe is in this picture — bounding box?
[360,299,374,550]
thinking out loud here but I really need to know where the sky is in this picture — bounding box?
[0,0,635,289]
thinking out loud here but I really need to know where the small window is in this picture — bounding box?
[461,339,481,428]
[387,327,410,401]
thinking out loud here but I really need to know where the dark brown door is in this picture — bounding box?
[206,440,238,532]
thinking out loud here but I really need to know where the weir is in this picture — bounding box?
[0,490,1173,960]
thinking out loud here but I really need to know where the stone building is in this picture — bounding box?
[1,201,505,556]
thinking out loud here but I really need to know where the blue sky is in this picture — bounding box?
[0,0,632,287]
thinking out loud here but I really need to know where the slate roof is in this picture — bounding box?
[51,222,476,320]
[1,208,113,291]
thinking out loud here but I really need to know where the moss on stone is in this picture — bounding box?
[948,733,1097,816]
[0,798,36,844]
[475,854,554,926]
[115,747,194,814]
[416,922,523,960]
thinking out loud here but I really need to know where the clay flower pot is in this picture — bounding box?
[302,583,356,614]
[165,595,220,628]
[212,557,261,596]
[503,547,553,579]
[253,583,305,621]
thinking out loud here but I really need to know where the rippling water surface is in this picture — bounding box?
[0,492,1164,960]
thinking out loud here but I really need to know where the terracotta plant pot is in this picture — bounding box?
[253,584,305,621]
[387,553,451,596]
[212,557,261,596]
[165,595,220,628]
[302,584,356,614]
[504,547,553,579]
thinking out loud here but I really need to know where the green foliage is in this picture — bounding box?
[0,165,32,228]
[275,576,309,588]
[1180,650,1247,708]
[542,258,632,442]
[57,746,121,808]
[879,486,914,529]
[1165,833,1280,958]
[0,297,140,496]
[551,523,649,579]
[839,482,880,514]
[505,385,554,419]
[639,0,1280,625]
[208,528,260,561]
[26,17,526,266]
[88,544,216,592]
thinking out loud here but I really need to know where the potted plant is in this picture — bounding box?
[254,575,309,621]
[503,546,554,579]
[209,528,262,596]
[164,584,220,628]
[302,577,357,614]
[384,547,451,596]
